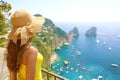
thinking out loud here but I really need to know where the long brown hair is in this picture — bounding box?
[6,38,32,72]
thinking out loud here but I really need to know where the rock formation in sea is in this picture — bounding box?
[69,27,79,37]
[63,60,69,66]
[85,27,97,37]
[34,14,43,17]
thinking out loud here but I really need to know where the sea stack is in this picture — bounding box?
[85,27,97,37]
[69,27,79,37]
[63,60,69,66]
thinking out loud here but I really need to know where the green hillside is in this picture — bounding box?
[31,15,70,69]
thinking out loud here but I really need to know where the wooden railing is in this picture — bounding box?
[3,69,68,80]
[41,68,68,80]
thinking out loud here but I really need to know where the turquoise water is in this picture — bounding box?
[51,22,120,80]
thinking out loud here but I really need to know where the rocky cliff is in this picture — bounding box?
[41,18,70,49]
[85,27,97,37]
[33,14,70,69]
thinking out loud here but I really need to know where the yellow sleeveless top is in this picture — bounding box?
[17,52,43,80]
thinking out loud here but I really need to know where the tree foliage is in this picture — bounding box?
[0,0,11,34]
[0,0,11,12]
[0,0,12,47]
[32,35,51,69]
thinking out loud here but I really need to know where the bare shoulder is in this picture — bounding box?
[26,46,38,80]
[27,46,38,55]
[26,46,38,63]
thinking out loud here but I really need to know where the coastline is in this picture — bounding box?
[50,35,74,64]
[50,35,73,64]
[50,52,58,64]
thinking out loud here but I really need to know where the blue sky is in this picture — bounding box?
[6,0,120,22]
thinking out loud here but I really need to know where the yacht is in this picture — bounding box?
[116,35,120,38]
[75,69,78,72]
[103,41,106,45]
[108,47,112,51]
[70,67,73,70]
[98,75,103,80]
[82,68,86,70]
[78,75,83,79]
[111,64,118,67]
[96,40,100,43]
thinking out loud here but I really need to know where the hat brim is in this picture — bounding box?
[8,16,45,45]
[29,16,45,34]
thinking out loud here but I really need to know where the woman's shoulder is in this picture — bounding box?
[29,46,38,52]
[27,45,38,53]
[24,46,38,65]
[26,46,38,59]
[21,46,38,65]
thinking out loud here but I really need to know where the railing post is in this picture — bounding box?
[54,76,56,80]
[47,73,49,80]
[41,68,68,80]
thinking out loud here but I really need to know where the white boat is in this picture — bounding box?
[111,64,118,67]
[96,40,100,43]
[57,72,60,74]
[108,47,112,51]
[116,35,120,38]
[77,64,80,66]
[103,41,106,45]
[70,67,74,70]
[66,71,69,73]
[82,68,86,70]
[98,75,103,80]
[76,50,81,55]
[60,67,63,71]
[66,66,69,69]
[92,75,103,80]
[75,69,78,72]
[78,75,83,79]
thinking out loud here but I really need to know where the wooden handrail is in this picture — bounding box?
[3,68,68,80]
[41,68,68,80]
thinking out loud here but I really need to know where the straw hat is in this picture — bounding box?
[8,9,45,46]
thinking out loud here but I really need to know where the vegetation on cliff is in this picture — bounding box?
[31,15,70,69]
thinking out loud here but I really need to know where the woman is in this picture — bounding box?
[6,9,45,80]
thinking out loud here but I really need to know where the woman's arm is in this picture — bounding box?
[10,71,17,80]
[26,46,37,80]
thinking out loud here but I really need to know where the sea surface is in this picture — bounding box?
[51,22,120,80]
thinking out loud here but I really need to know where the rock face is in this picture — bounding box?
[85,27,97,37]
[43,19,70,50]
[34,14,42,17]
[33,14,70,69]
[63,60,69,66]
[36,15,70,50]
[69,27,79,37]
